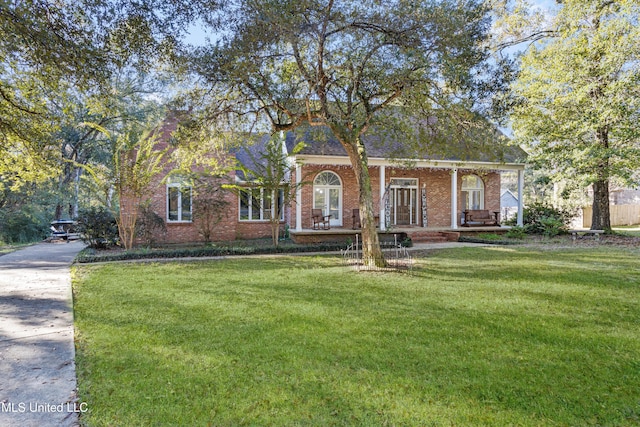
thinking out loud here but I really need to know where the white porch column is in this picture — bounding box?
[517,168,524,227]
[295,164,302,231]
[379,165,386,231]
[451,168,458,229]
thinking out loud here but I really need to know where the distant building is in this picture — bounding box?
[500,189,519,221]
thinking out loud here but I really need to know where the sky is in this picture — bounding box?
[182,1,561,47]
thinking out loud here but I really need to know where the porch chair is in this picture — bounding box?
[311,209,331,230]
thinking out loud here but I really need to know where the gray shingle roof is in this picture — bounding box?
[235,122,527,177]
[284,125,527,164]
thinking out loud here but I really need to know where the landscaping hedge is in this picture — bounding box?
[75,242,348,263]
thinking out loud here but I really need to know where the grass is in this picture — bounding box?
[613,226,640,237]
[72,247,640,426]
[0,242,33,255]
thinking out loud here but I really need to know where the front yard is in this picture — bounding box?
[72,246,640,426]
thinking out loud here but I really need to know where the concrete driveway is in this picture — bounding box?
[0,241,85,427]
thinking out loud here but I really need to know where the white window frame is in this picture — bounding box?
[313,171,343,226]
[166,182,192,223]
[239,187,285,222]
[461,174,485,211]
[389,178,419,225]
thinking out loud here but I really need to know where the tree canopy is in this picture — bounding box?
[186,0,500,266]
[501,0,640,230]
[0,0,214,180]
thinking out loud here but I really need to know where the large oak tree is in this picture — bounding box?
[501,0,640,231]
[0,0,215,179]
[188,0,498,266]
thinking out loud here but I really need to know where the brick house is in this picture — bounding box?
[135,117,526,245]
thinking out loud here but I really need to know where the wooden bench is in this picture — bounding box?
[462,209,500,227]
[570,229,604,241]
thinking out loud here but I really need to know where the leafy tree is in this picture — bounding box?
[0,180,56,243]
[112,124,167,250]
[499,0,640,231]
[0,0,213,180]
[230,134,307,247]
[186,0,498,267]
[192,174,230,244]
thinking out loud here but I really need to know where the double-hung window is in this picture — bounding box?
[167,180,192,222]
[461,175,484,211]
[239,188,284,221]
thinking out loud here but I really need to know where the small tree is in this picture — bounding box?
[112,128,167,250]
[136,202,167,248]
[231,134,306,247]
[192,174,230,244]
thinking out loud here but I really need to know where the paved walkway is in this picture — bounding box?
[0,241,85,427]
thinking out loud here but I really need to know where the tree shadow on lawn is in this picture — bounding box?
[411,246,640,290]
[74,259,640,426]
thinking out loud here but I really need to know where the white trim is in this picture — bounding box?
[451,168,458,229]
[461,174,485,211]
[379,166,386,231]
[389,178,419,226]
[291,154,525,171]
[238,187,285,222]
[295,164,302,231]
[517,169,524,226]
[166,183,192,223]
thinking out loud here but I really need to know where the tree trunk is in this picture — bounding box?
[591,179,611,231]
[346,138,386,268]
[118,193,139,250]
[591,128,611,232]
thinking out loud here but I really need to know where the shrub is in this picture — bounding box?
[508,202,572,236]
[505,226,526,240]
[76,207,119,249]
[0,205,50,243]
[136,205,166,248]
[539,216,566,237]
[75,241,348,263]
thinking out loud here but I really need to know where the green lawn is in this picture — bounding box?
[0,242,33,255]
[73,247,640,426]
[613,226,640,237]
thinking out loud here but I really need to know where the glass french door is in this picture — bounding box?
[314,187,341,226]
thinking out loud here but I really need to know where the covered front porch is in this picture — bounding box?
[292,156,525,232]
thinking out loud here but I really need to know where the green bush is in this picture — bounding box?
[506,226,526,240]
[539,216,566,237]
[136,205,166,248]
[507,202,572,236]
[0,205,50,243]
[76,207,119,249]
[76,241,347,263]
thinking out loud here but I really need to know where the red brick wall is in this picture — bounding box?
[129,149,503,244]
[122,114,506,244]
[292,164,502,229]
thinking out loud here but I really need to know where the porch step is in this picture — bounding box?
[408,230,460,243]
